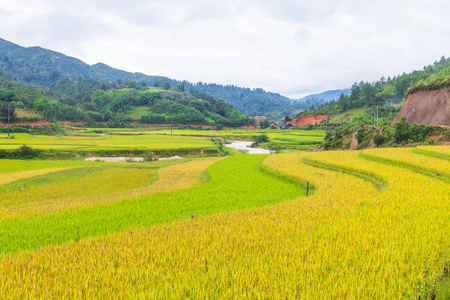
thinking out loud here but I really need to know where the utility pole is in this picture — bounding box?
[170,114,173,138]
[389,100,392,123]
[7,103,11,140]
[376,106,379,126]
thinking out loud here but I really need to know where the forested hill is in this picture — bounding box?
[0,38,179,88]
[186,83,299,119]
[0,38,300,118]
[296,89,351,110]
[298,56,450,117]
[0,71,253,128]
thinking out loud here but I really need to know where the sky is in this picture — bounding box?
[0,0,449,99]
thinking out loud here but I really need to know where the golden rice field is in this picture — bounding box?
[0,146,449,298]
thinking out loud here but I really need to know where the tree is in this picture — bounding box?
[0,101,15,121]
[376,85,396,121]
[163,82,171,90]
[260,119,270,129]
[376,85,395,105]
[373,134,385,147]
[127,80,137,89]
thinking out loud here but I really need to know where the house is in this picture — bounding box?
[270,123,277,129]
[279,123,294,129]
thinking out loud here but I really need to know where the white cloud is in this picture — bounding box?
[0,0,449,98]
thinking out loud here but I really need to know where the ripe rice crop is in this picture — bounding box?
[0,166,77,185]
[0,159,100,174]
[0,158,218,221]
[414,145,450,160]
[0,155,304,254]
[361,147,450,179]
[0,153,376,298]
[0,147,448,298]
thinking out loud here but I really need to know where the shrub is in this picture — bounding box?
[355,128,365,143]
[13,144,41,159]
[373,134,385,147]
[253,134,269,144]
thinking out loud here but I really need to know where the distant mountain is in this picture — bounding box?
[296,89,351,109]
[298,89,351,103]
[0,38,178,87]
[0,38,301,118]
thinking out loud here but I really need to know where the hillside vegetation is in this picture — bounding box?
[298,56,450,117]
[0,71,253,128]
[0,38,300,118]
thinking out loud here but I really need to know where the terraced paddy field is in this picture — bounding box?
[0,127,325,155]
[85,127,326,150]
[0,132,214,152]
[0,146,449,298]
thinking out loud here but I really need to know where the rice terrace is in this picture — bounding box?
[1,4,450,297]
[0,124,449,298]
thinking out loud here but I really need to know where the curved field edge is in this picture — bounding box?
[359,151,450,183]
[301,156,386,191]
[0,155,305,255]
[0,152,378,298]
[258,159,315,193]
[304,150,450,299]
[0,165,116,193]
[0,150,448,298]
[0,157,220,222]
[0,166,79,185]
[0,159,104,175]
[412,147,450,161]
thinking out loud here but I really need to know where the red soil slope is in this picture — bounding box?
[0,119,49,127]
[394,88,450,126]
[289,114,329,126]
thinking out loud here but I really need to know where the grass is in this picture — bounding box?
[14,109,43,119]
[127,106,150,120]
[329,108,367,123]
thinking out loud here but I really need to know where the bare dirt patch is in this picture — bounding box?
[394,88,450,126]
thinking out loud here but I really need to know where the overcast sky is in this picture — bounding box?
[0,0,449,98]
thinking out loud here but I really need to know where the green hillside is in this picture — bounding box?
[0,38,299,118]
[0,71,253,128]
